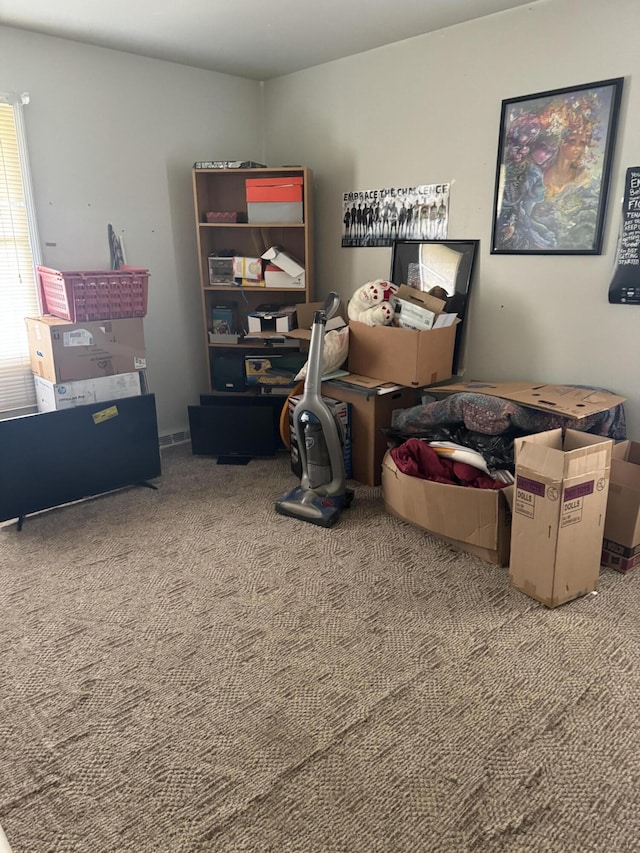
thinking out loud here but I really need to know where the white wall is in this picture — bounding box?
[263,0,640,434]
[0,26,263,436]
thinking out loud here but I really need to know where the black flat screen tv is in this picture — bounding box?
[188,399,279,463]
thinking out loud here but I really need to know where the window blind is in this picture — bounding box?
[0,95,41,416]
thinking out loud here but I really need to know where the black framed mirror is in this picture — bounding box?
[390,239,479,374]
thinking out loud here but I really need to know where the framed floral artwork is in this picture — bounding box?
[491,78,624,254]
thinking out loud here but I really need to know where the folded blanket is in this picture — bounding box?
[391,390,626,440]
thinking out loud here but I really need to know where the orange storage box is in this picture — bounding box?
[37,265,150,323]
[245,176,303,203]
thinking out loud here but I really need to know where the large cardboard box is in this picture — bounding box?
[34,372,142,413]
[509,429,613,608]
[322,377,421,486]
[26,316,146,384]
[381,451,512,565]
[347,319,457,388]
[601,440,640,573]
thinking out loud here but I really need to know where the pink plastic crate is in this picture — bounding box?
[37,265,150,322]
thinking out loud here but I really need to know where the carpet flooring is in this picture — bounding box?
[2,444,640,852]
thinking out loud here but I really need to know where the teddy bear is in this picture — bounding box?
[347,279,398,326]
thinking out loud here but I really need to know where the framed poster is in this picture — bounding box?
[491,78,624,254]
[390,239,478,373]
[342,184,449,247]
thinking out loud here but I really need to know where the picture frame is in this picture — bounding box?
[491,77,624,255]
[390,239,479,374]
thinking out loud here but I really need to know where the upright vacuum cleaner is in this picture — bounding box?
[275,292,354,527]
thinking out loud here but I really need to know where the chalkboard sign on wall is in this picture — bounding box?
[609,167,640,304]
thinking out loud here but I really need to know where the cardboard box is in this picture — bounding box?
[33,372,142,413]
[347,318,457,388]
[248,305,297,334]
[26,316,146,384]
[434,380,626,420]
[261,246,305,280]
[288,395,352,479]
[381,450,512,565]
[264,264,305,289]
[509,429,613,608]
[601,440,640,573]
[322,377,421,486]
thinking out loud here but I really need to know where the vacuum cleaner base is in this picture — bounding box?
[275,486,354,528]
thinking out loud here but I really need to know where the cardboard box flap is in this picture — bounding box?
[284,302,346,341]
[332,373,397,391]
[612,440,631,462]
[611,439,640,465]
[611,456,640,491]
[434,380,626,420]
[517,441,566,482]
[516,429,612,481]
[261,247,305,278]
[394,284,446,314]
[564,428,613,452]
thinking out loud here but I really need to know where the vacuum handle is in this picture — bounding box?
[321,291,340,322]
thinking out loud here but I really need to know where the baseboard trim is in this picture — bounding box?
[159,430,191,450]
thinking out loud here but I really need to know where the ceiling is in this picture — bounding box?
[1,0,540,80]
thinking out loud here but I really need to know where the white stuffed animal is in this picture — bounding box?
[347,279,398,327]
